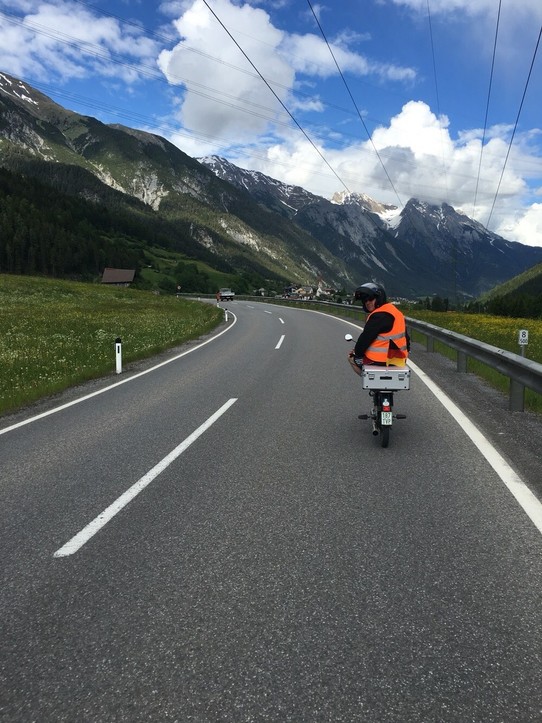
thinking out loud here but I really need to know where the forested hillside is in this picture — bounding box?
[0,165,253,289]
[0,167,142,278]
[479,263,542,318]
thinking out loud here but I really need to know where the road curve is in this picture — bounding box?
[1,300,541,722]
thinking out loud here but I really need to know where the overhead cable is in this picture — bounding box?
[199,0,351,193]
[472,0,502,217]
[0,7,377,129]
[306,0,404,207]
[426,0,449,203]
[485,22,542,229]
[4,2,538,212]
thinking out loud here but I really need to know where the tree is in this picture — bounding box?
[174,261,212,293]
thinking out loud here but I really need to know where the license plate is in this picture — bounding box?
[380,411,393,425]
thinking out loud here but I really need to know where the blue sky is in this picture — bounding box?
[1,0,542,246]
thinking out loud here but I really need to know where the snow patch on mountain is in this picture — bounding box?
[0,74,38,107]
[380,208,402,227]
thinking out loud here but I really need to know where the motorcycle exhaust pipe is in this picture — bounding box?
[372,421,379,436]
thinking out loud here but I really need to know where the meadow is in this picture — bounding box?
[0,275,223,415]
[2,278,541,417]
[406,309,542,413]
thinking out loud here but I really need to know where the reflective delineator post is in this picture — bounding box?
[115,337,122,374]
[518,329,528,358]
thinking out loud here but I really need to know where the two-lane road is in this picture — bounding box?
[1,301,541,721]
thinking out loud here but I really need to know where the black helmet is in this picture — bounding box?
[354,282,387,311]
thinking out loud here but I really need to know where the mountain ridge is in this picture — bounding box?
[0,72,351,288]
[198,154,542,298]
[2,71,542,298]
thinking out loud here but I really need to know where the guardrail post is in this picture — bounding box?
[426,335,434,352]
[509,379,525,412]
[457,350,467,373]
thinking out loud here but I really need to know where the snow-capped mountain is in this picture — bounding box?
[198,156,542,298]
[2,70,542,298]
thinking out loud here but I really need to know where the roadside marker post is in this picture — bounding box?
[518,329,528,358]
[115,337,122,374]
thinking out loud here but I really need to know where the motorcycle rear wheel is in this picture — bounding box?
[380,426,390,448]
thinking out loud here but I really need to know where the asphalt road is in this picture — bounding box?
[1,300,542,722]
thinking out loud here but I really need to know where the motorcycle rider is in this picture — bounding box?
[348,282,409,376]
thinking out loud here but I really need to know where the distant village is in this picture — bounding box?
[281,281,340,300]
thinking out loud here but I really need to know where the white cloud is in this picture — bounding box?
[159,1,189,17]
[497,204,542,248]
[0,0,159,83]
[229,99,542,249]
[281,33,416,82]
[157,0,417,145]
[157,0,293,139]
[371,100,451,156]
[350,103,540,223]
[389,0,542,19]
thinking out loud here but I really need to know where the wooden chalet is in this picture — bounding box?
[101,268,136,286]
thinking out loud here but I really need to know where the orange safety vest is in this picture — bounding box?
[364,303,409,364]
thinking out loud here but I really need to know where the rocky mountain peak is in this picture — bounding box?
[2,73,542,299]
[330,189,397,217]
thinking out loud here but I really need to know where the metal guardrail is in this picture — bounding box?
[404,317,542,412]
[232,296,542,412]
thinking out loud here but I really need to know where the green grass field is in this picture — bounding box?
[405,310,542,362]
[0,274,223,415]
[2,277,541,417]
[406,310,542,413]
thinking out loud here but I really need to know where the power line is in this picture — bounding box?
[3,1,540,224]
[12,1,352,194]
[1,6,401,153]
[485,22,542,229]
[13,69,522,202]
[0,8,356,127]
[199,0,350,193]
[305,0,433,250]
[19,75,520,210]
[472,0,501,218]
[4,9,535,203]
[306,0,404,208]
[1,8,339,151]
[426,0,449,201]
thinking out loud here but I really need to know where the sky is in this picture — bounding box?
[1,0,542,247]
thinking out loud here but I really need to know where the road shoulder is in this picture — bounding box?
[411,342,542,502]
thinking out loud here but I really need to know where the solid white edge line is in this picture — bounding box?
[0,313,238,437]
[275,335,285,349]
[327,311,542,536]
[54,398,238,557]
[407,359,542,534]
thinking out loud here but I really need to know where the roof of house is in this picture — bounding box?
[101,268,136,284]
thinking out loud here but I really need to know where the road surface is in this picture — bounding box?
[1,301,541,721]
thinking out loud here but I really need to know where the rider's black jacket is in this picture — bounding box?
[354,311,410,360]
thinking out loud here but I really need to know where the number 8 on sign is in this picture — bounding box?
[518,329,529,345]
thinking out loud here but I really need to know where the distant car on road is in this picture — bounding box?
[218,288,235,301]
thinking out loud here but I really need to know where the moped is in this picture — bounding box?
[345,333,410,448]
